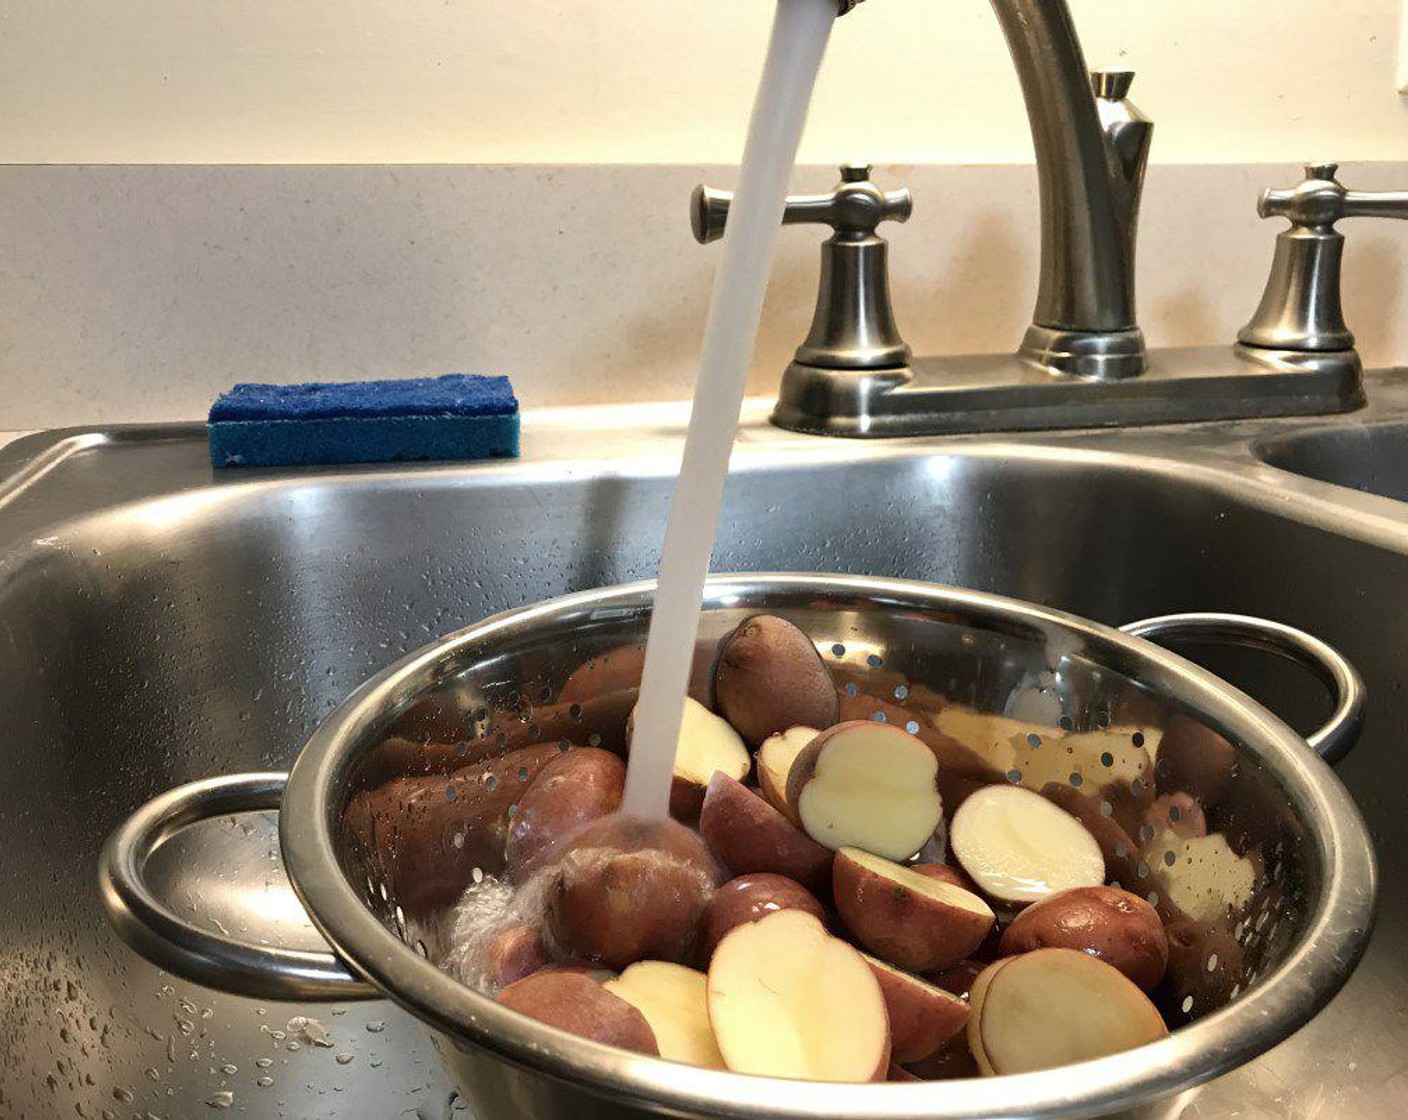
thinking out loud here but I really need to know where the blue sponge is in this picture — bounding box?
[207,374,520,468]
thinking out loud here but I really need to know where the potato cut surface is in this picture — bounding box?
[950,784,1104,903]
[706,909,888,1082]
[605,962,726,1069]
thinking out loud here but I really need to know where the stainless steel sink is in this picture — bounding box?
[4,380,1408,1119]
[1259,422,1408,504]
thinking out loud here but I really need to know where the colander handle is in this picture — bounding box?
[1119,612,1365,765]
[98,772,379,1001]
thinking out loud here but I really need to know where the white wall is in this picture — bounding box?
[1,0,1405,166]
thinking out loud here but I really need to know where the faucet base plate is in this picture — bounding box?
[770,345,1364,437]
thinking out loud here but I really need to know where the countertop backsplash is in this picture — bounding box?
[3,161,1407,431]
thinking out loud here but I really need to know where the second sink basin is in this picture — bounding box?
[1259,420,1408,503]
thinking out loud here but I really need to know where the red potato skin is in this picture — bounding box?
[698,772,833,893]
[545,816,720,969]
[497,970,659,1055]
[832,849,994,974]
[999,886,1170,992]
[481,923,552,991]
[713,615,840,748]
[887,1063,921,1082]
[342,742,561,914]
[865,959,971,1063]
[701,873,826,959]
[504,748,626,881]
[912,862,980,894]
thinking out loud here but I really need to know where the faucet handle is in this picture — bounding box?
[689,164,914,372]
[1258,163,1408,229]
[691,164,912,244]
[1240,164,1408,353]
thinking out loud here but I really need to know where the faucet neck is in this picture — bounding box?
[990,0,1152,376]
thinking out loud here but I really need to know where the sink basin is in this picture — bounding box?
[1,397,1406,1118]
[1259,420,1408,504]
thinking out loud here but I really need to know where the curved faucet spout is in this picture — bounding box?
[990,0,1152,378]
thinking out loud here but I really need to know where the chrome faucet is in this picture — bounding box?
[992,3,1152,380]
[689,0,1369,436]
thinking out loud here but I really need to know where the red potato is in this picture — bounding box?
[706,909,890,1082]
[701,873,826,959]
[712,615,839,747]
[342,742,561,913]
[628,697,751,819]
[545,816,720,969]
[949,784,1106,905]
[755,726,818,815]
[833,847,995,973]
[863,954,971,1063]
[999,886,1169,992]
[968,949,1168,1075]
[504,748,626,881]
[603,962,725,1069]
[911,862,979,894]
[787,721,944,861]
[497,970,659,1055]
[697,773,833,893]
[480,923,552,991]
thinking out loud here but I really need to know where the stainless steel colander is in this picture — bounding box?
[100,574,1377,1120]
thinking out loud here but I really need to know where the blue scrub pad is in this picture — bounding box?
[207,374,520,468]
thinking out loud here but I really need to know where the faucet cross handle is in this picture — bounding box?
[1257,163,1408,230]
[691,164,911,245]
[690,164,914,372]
[1241,164,1408,353]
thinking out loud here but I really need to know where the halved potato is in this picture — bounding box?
[832,847,995,973]
[787,721,943,861]
[968,948,1167,1075]
[706,909,889,1082]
